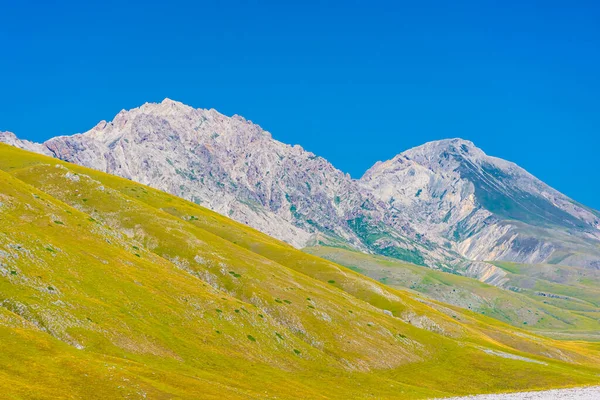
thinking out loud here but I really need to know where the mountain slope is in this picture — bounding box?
[1,143,600,398]
[361,138,600,269]
[305,246,600,338]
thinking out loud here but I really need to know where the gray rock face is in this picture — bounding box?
[2,101,599,275]
[0,131,52,156]
[361,138,600,269]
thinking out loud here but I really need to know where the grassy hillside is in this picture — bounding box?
[492,261,600,340]
[305,247,600,339]
[1,143,599,399]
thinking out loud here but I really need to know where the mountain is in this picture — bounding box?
[2,100,599,277]
[1,143,600,399]
[361,139,600,269]
[2,102,376,249]
[0,100,461,269]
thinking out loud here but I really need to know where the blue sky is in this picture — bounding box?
[1,1,599,208]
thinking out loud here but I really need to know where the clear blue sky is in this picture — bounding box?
[1,1,599,209]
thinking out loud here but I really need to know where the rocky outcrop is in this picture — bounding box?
[0,131,52,156]
[465,262,509,287]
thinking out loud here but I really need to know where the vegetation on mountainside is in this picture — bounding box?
[306,246,600,339]
[0,143,599,399]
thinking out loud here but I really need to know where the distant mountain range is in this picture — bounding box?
[3,98,599,283]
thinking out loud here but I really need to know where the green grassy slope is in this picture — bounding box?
[1,143,599,399]
[492,261,600,340]
[305,246,600,337]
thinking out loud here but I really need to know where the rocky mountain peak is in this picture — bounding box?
[144,98,195,114]
[161,97,181,105]
[401,138,486,169]
[0,130,18,142]
[361,138,484,181]
[69,99,274,148]
[413,138,477,153]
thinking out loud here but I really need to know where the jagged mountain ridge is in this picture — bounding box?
[2,99,599,273]
[0,99,459,270]
[3,100,370,249]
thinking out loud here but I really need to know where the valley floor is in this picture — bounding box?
[439,386,600,400]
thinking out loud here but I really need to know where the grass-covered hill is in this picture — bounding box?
[305,247,600,339]
[1,143,599,399]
